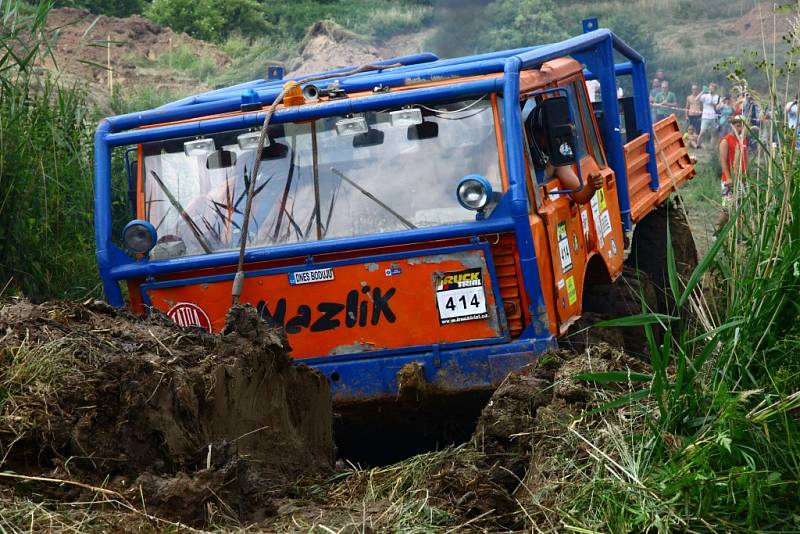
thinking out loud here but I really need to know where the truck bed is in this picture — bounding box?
[624,115,695,223]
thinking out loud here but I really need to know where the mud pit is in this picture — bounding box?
[264,344,651,532]
[0,299,332,526]
[0,298,651,531]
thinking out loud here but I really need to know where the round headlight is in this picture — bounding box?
[456,175,492,210]
[122,220,157,254]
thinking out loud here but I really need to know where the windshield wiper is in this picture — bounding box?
[149,170,213,254]
[330,167,416,230]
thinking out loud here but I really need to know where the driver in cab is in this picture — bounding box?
[524,96,603,205]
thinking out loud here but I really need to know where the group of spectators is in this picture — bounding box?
[648,69,767,230]
[649,71,760,150]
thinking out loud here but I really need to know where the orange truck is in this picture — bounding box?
[94,19,694,408]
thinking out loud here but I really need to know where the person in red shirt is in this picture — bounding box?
[718,116,747,228]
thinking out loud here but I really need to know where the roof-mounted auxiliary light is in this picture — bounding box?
[390,107,422,127]
[237,130,267,150]
[335,115,368,136]
[184,138,215,157]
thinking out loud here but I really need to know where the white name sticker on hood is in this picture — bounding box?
[289,267,335,285]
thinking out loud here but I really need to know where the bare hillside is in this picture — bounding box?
[39,8,230,100]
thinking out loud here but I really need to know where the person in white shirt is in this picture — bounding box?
[697,83,720,148]
[786,96,799,149]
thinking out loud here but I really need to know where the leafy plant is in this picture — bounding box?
[145,0,270,42]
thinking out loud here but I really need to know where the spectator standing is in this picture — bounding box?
[717,96,734,135]
[697,83,720,148]
[718,116,747,229]
[649,77,661,123]
[742,93,760,127]
[786,96,799,150]
[786,97,798,129]
[741,93,761,156]
[654,81,677,123]
[655,69,665,83]
[685,84,702,133]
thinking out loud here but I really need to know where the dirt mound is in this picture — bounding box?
[287,20,384,77]
[39,8,230,101]
[732,4,792,41]
[433,344,649,529]
[0,299,332,527]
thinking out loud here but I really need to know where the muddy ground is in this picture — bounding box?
[0,299,332,527]
[0,298,650,531]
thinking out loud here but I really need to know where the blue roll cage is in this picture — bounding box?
[95,22,660,345]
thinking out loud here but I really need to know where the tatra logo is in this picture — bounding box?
[167,302,212,333]
[256,285,396,334]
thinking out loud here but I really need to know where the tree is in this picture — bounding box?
[145,0,269,42]
[53,0,148,17]
[477,0,568,52]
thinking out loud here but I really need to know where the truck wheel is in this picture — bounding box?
[625,198,698,317]
[566,266,659,358]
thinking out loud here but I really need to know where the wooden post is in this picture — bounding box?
[107,34,113,94]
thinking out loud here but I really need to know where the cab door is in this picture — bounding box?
[522,77,624,334]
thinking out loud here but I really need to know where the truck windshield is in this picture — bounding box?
[141,95,502,258]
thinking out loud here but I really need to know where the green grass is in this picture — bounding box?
[153,43,219,82]
[539,47,800,528]
[0,2,111,301]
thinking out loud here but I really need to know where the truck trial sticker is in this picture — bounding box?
[435,268,489,325]
[557,221,573,273]
[288,267,334,285]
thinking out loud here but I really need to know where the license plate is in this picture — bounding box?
[435,268,489,325]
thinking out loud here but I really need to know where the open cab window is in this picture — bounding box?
[521,80,605,196]
[140,95,503,259]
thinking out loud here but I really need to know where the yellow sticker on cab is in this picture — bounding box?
[566,276,577,305]
[597,187,607,211]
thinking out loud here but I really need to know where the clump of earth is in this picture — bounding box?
[0,299,332,526]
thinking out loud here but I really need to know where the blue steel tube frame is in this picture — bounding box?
[95,27,654,320]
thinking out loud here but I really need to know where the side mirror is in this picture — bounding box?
[538,96,577,166]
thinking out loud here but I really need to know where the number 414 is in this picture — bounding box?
[446,294,481,310]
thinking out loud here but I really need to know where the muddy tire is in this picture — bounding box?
[625,198,699,317]
[566,266,659,358]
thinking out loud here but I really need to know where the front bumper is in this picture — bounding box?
[306,336,556,404]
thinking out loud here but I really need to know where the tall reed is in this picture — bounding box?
[0,1,103,300]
